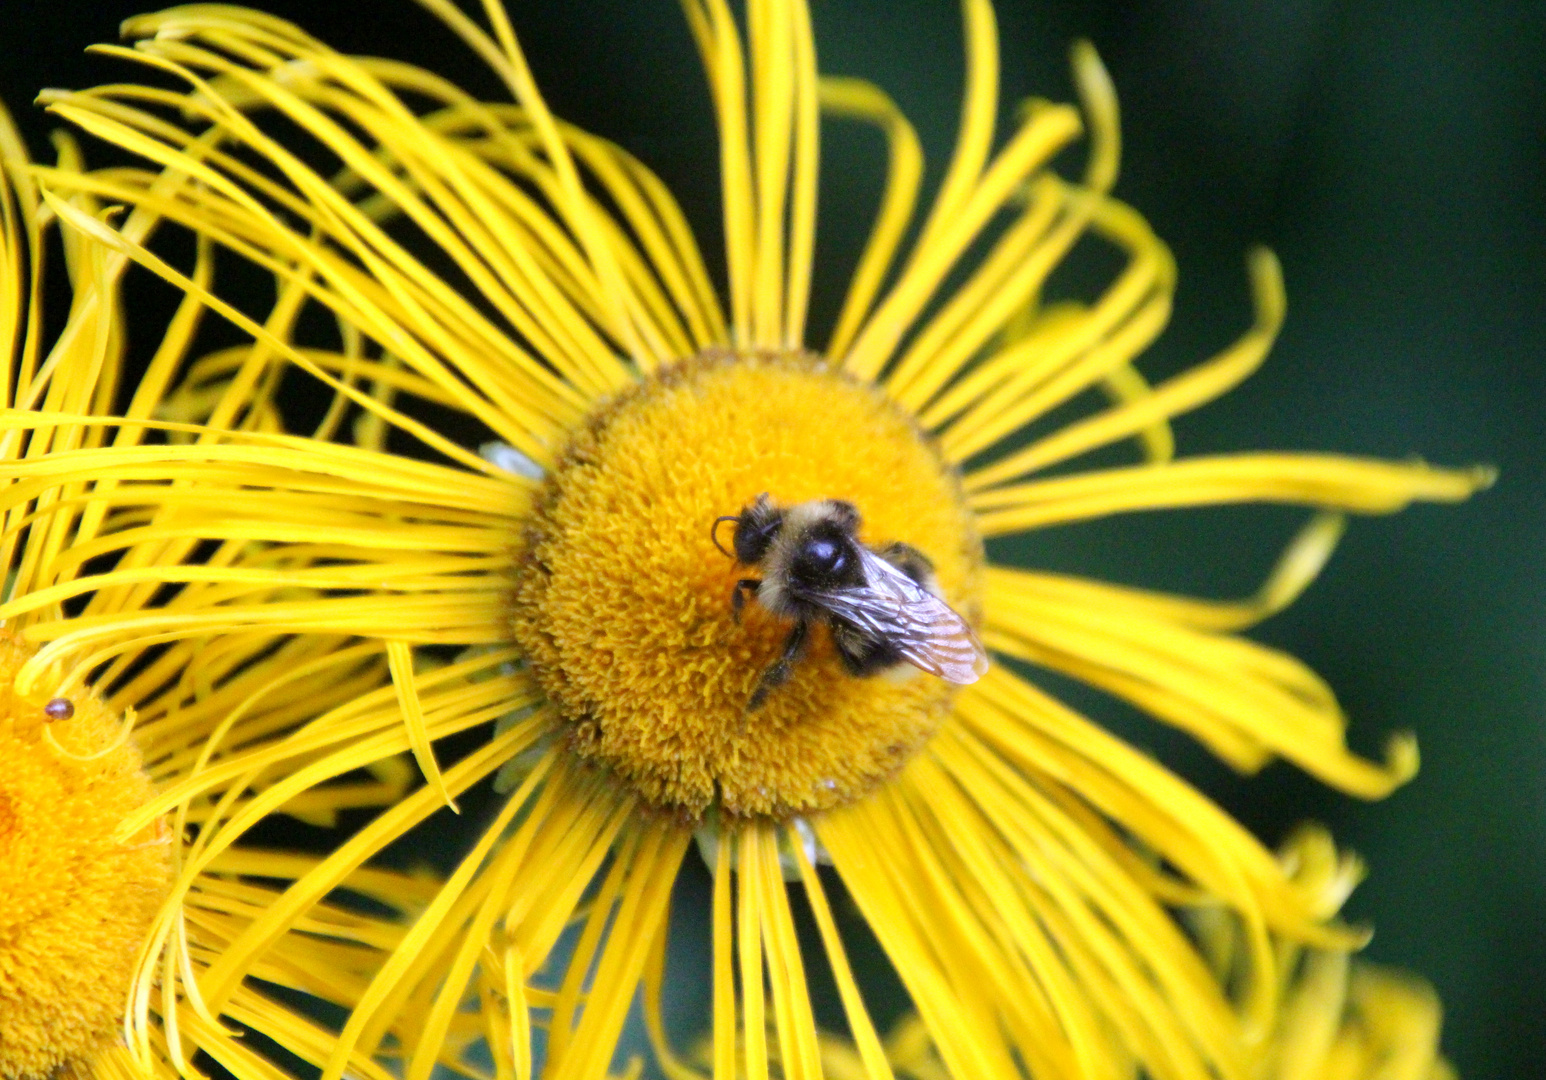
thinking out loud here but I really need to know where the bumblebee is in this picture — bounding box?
[713,494,988,708]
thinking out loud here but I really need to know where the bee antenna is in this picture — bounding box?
[710,515,740,559]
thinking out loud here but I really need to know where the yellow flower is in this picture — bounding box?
[861,829,1458,1080]
[1190,827,1455,1080]
[0,98,437,1080]
[826,833,1458,1080]
[10,2,1489,1080]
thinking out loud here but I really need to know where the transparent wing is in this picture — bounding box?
[801,546,988,684]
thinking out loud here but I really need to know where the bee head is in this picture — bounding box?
[711,493,785,565]
[733,494,784,564]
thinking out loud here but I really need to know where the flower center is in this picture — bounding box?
[510,351,983,822]
[0,632,170,1080]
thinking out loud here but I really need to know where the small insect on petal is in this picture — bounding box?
[43,697,75,721]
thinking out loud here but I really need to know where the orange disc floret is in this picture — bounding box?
[0,633,170,1080]
[510,352,984,821]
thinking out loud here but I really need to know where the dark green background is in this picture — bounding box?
[1,2,1539,1076]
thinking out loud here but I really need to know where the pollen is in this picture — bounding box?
[0,632,170,1080]
[511,352,984,821]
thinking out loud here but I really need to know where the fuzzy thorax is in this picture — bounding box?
[0,633,170,1080]
[510,353,984,822]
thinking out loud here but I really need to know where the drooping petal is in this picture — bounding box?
[984,564,1420,795]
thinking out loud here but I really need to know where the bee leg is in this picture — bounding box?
[748,619,809,709]
[832,618,903,677]
[731,578,760,623]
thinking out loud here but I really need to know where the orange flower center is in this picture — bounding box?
[510,352,983,822]
[0,632,170,1080]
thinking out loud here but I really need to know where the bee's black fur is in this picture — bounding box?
[728,495,784,564]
